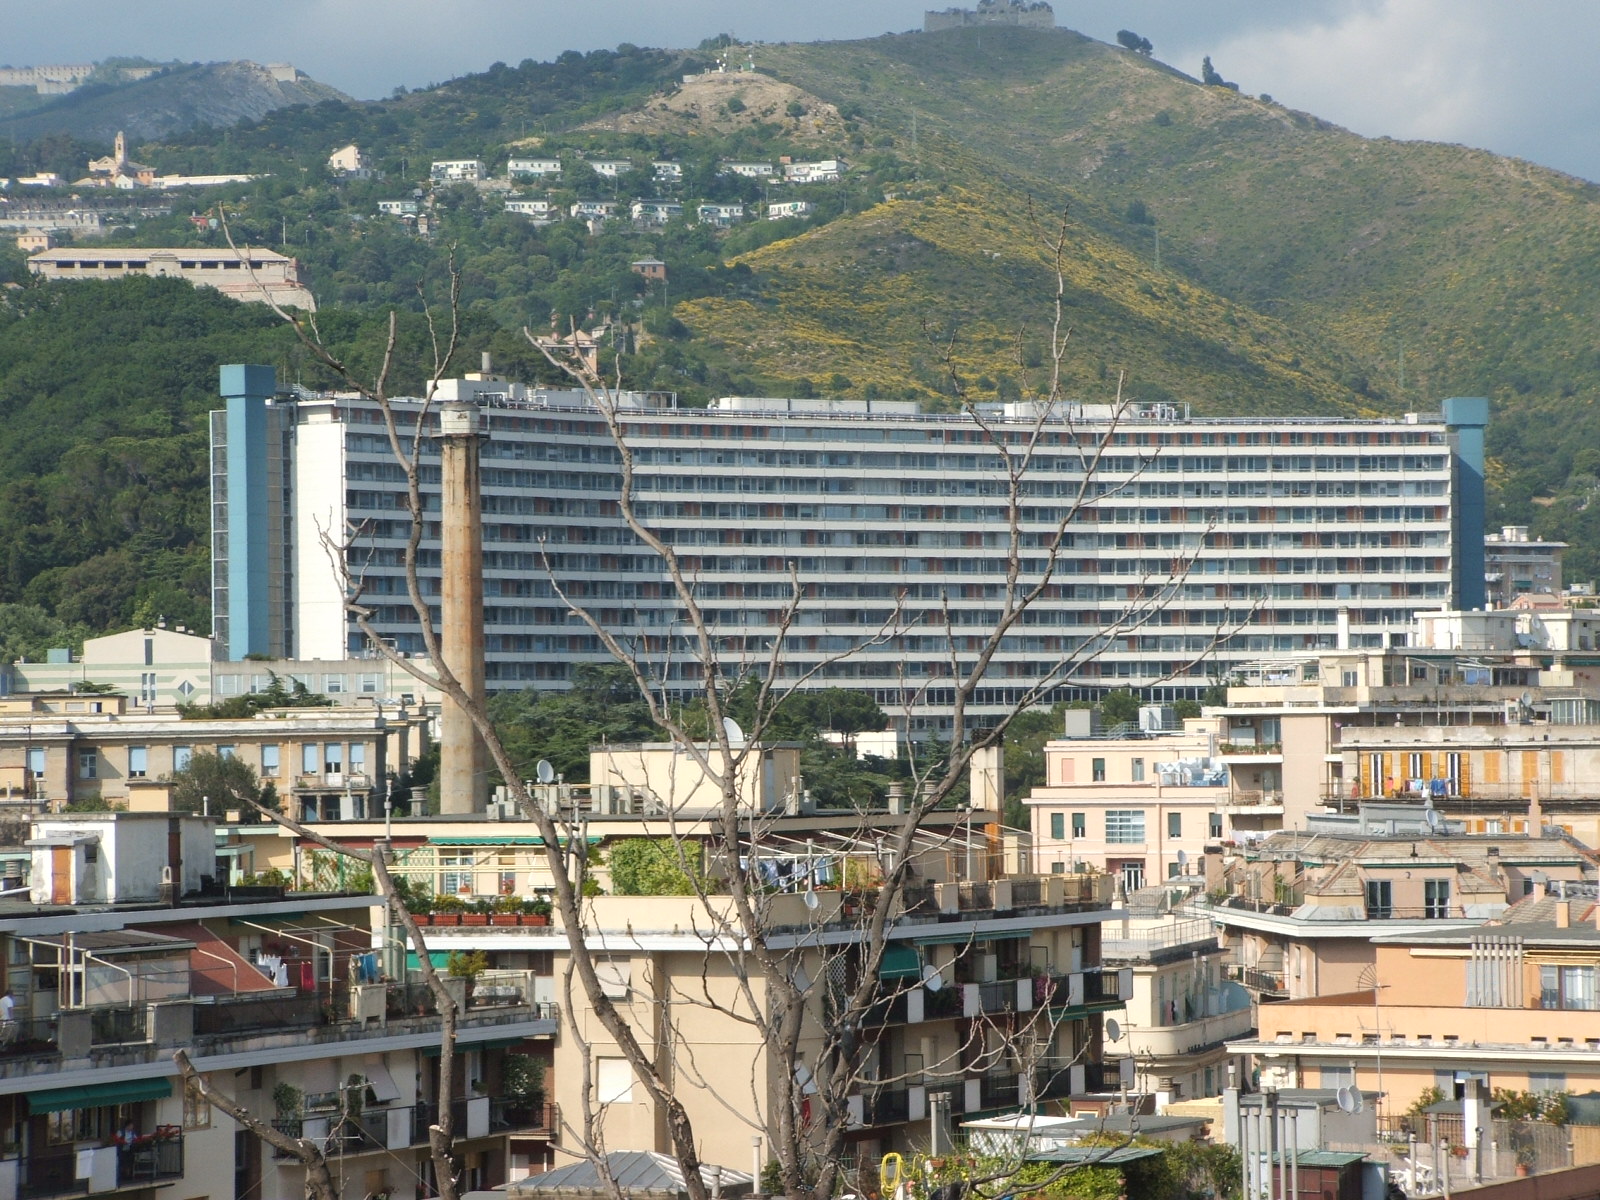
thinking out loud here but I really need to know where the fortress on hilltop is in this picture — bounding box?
[924,1,1055,32]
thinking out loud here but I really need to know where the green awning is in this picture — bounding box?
[424,1036,530,1058]
[228,912,310,927]
[428,836,601,847]
[912,931,1028,946]
[407,951,451,970]
[878,945,922,980]
[29,1078,172,1114]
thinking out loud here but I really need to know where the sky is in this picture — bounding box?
[5,0,1599,182]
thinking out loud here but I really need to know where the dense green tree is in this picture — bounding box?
[167,749,278,814]
[489,663,662,784]
[607,838,704,895]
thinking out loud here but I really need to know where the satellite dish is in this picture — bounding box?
[1350,1087,1366,1114]
[1336,1087,1357,1114]
[922,966,944,993]
[804,887,820,911]
[1176,850,1189,868]
[1425,807,1444,832]
[722,716,745,745]
[536,759,555,785]
[1105,1018,1122,1043]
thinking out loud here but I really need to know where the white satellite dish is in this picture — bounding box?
[1335,1087,1357,1114]
[1105,1018,1122,1043]
[722,716,745,745]
[803,887,820,911]
[1350,1087,1366,1114]
[536,759,555,785]
[922,966,944,993]
[1425,807,1444,832]
[1176,850,1189,868]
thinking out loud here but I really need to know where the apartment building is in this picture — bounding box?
[1200,830,1593,1003]
[507,158,561,179]
[697,203,745,227]
[1024,711,1282,889]
[1099,912,1253,1106]
[209,366,1489,725]
[27,247,313,309]
[429,160,486,183]
[3,625,443,714]
[550,878,1127,1169]
[1229,893,1600,1115]
[0,811,556,1200]
[0,691,424,820]
[1485,525,1566,606]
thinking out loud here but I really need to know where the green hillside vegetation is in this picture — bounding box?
[0,277,541,639]
[1,23,1599,644]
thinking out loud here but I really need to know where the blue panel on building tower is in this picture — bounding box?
[219,363,276,400]
[1443,396,1490,612]
[221,365,275,658]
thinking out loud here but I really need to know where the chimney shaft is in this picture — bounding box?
[1557,900,1571,929]
[438,402,489,815]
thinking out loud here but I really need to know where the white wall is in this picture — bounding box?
[293,415,350,660]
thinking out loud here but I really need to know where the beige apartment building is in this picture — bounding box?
[1201,830,1594,1003]
[4,625,442,712]
[1099,913,1253,1106]
[549,878,1129,1173]
[1230,894,1600,1114]
[0,691,424,821]
[28,246,314,308]
[1023,713,1283,890]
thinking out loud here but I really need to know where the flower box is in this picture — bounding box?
[490,915,520,926]
[462,913,490,926]
[521,914,550,927]
[432,914,461,926]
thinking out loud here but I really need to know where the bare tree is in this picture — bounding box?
[213,215,1237,1200]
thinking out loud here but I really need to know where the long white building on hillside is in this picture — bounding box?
[210,366,1488,729]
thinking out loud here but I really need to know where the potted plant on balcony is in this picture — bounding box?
[491,895,522,926]
[462,899,492,926]
[431,894,464,926]
[407,892,436,925]
[522,898,552,926]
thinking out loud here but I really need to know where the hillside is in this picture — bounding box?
[0,60,350,143]
[3,24,1600,638]
[679,180,1365,414]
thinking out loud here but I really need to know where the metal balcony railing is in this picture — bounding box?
[491,1099,558,1136]
[89,1005,147,1045]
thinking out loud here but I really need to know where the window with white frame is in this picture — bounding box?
[77,751,97,780]
[439,850,474,895]
[359,674,380,694]
[595,1057,633,1105]
[1105,810,1146,844]
[173,745,192,771]
[128,746,148,779]
[324,674,346,694]
[260,744,280,777]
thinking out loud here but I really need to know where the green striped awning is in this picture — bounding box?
[29,1078,172,1114]
[912,931,1028,946]
[427,837,601,847]
[878,945,922,980]
[424,1036,530,1058]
